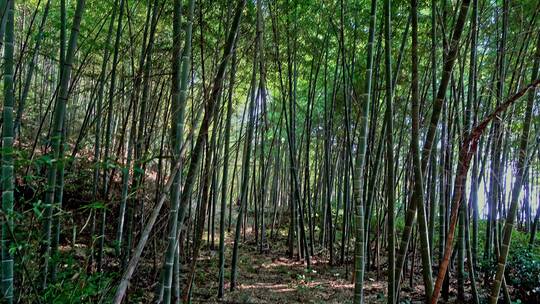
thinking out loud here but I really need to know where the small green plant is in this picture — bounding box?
[506,249,540,303]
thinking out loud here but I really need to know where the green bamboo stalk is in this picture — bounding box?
[1,0,14,301]
[50,128,66,283]
[257,0,269,255]
[182,131,214,301]
[427,0,437,266]
[41,0,66,288]
[487,0,509,264]
[93,0,119,273]
[383,0,395,302]
[41,0,85,289]
[120,111,136,271]
[117,132,132,259]
[110,0,126,257]
[218,23,237,298]
[457,194,466,301]
[0,0,11,51]
[100,0,125,254]
[131,0,159,249]
[469,0,480,268]
[428,141,437,261]
[409,0,433,299]
[462,1,480,303]
[286,19,310,267]
[117,0,153,272]
[465,193,480,304]
[160,0,194,302]
[102,0,124,203]
[231,1,260,288]
[157,0,184,300]
[352,0,376,303]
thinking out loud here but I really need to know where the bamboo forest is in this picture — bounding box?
[2,0,540,303]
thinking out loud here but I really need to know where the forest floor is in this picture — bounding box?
[184,230,429,304]
[49,162,483,304]
[190,238,362,304]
